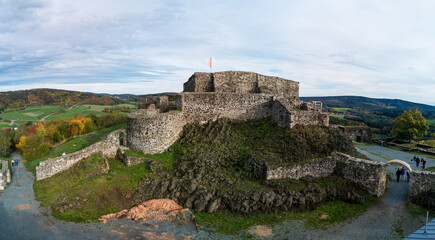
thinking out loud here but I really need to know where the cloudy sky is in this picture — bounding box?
[1,0,435,105]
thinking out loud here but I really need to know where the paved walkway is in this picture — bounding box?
[356,144,434,171]
[0,153,196,240]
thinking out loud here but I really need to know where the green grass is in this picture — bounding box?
[124,148,175,170]
[386,106,396,109]
[0,105,67,121]
[25,124,126,172]
[331,107,350,112]
[329,114,345,119]
[0,122,16,128]
[34,154,150,222]
[427,119,435,125]
[407,202,435,218]
[45,104,138,121]
[195,194,377,235]
[45,105,105,121]
[372,134,388,139]
[423,167,435,172]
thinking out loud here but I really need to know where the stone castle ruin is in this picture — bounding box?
[127,71,329,155]
[34,70,435,211]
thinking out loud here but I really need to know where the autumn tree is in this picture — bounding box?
[392,108,429,142]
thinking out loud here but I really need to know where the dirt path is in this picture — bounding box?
[0,153,196,240]
[40,104,78,121]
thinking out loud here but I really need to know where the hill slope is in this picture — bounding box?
[0,89,120,110]
[301,96,435,138]
[300,96,435,114]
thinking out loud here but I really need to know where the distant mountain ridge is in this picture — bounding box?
[300,96,435,114]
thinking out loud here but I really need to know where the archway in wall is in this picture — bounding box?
[379,159,413,196]
[382,159,413,179]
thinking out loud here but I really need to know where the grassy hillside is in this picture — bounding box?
[301,96,435,138]
[34,117,360,224]
[25,124,126,172]
[0,88,120,110]
[1,105,67,122]
[301,96,435,113]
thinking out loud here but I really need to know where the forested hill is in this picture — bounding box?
[300,96,435,114]
[0,89,120,110]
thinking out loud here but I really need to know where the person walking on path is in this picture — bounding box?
[396,168,401,183]
[416,157,420,167]
[406,171,410,182]
[422,158,426,169]
[400,167,405,181]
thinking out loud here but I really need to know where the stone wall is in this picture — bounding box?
[129,93,330,154]
[333,152,386,196]
[409,171,435,210]
[183,71,299,101]
[127,110,186,154]
[266,157,336,180]
[36,129,126,180]
[179,92,274,123]
[0,160,11,190]
[183,72,214,92]
[292,110,330,128]
[341,126,372,142]
[271,98,294,128]
[117,147,150,167]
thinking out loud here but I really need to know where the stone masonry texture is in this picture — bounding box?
[36,129,126,180]
[127,71,328,155]
[409,170,435,210]
[183,71,299,101]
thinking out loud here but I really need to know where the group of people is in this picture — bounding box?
[10,159,18,167]
[411,155,427,169]
[395,166,409,183]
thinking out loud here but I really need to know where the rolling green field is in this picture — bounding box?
[0,104,138,123]
[329,114,345,119]
[45,105,104,121]
[427,119,435,125]
[45,104,137,121]
[331,107,350,112]
[0,105,67,122]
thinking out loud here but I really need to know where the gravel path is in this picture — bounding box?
[0,153,196,240]
[197,145,432,239]
[356,144,435,171]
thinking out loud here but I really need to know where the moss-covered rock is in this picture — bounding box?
[134,117,364,214]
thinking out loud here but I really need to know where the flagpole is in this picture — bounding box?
[209,57,212,73]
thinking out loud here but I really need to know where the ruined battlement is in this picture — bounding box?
[183,71,300,101]
[127,71,328,155]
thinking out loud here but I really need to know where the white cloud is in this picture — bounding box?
[0,0,434,105]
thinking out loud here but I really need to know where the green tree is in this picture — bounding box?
[392,108,429,142]
[0,130,11,157]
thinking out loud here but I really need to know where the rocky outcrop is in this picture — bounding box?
[135,175,368,214]
[99,199,194,223]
